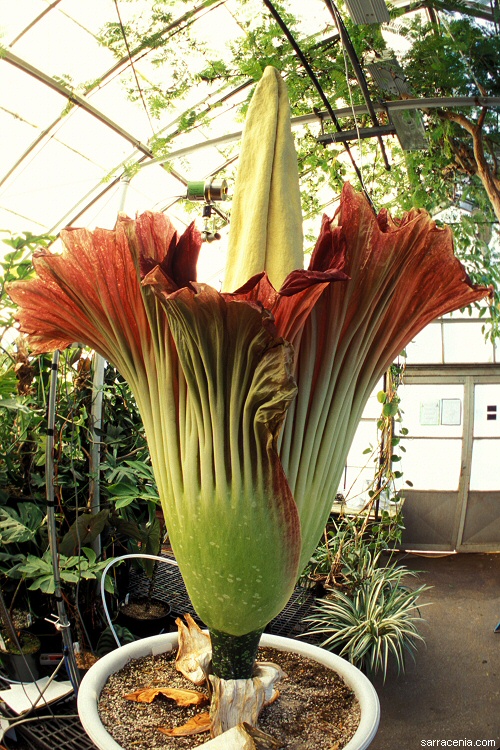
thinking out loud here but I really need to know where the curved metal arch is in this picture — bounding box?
[3,50,153,154]
[50,95,500,234]
[3,0,497,234]
[391,0,497,22]
[0,0,229,192]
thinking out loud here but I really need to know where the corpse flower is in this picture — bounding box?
[227,182,493,578]
[8,67,489,738]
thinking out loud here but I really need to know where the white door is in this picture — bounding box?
[398,370,500,552]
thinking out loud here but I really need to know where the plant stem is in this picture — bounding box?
[0,586,19,649]
[146,560,159,611]
[209,628,263,680]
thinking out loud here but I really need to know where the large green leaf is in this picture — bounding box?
[59,509,110,555]
[0,503,44,544]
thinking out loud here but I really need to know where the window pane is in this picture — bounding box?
[340,465,375,509]
[359,379,385,419]
[398,383,464,438]
[406,323,443,364]
[400,438,462,491]
[470,440,500,491]
[346,420,379,464]
[443,322,494,364]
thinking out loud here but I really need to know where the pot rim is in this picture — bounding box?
[77,631,380,750]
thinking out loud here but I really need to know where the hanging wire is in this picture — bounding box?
[324,0,391,172]
[339,26,366,187]
[109,1,230,146]
[62,350,96,657]
[260,0,375,209]
[106,0,228,84]
[370,138,380,193]
[112,0,155,136]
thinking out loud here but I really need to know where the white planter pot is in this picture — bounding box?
[77,632,380,750]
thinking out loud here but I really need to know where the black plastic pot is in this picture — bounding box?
[116,598,173,638]
[0,632,41,681]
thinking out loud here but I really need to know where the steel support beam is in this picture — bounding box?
[3,50,153,156]
[318,124,396,143]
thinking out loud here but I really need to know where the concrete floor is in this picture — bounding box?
[369,553,500,750]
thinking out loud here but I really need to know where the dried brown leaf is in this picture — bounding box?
[175,613,212,685]
[158,712,211,737]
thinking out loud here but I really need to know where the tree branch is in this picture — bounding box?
[438,108,500,221]
[477,106,488,130]
[439,108,476,137]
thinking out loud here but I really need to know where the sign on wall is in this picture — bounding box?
[420,398,462,426]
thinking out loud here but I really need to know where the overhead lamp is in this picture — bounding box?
[459,198,476,213]
[365,53,428,151]
[366,55,409,97]
[389,110,428,151]
[343,0,390,25]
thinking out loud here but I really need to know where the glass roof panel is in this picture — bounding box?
[122,167,188,213]
[10,8,114,83]
[0,0,341,239]
[0,0,497,257]
[0,62,66,127]
[86,74,160,144]
[57,0,122,37]
[64,181,125,232]
[53,107,137,168]
[0,205,47,234]
[0,109,39,173]
[0,0,47,44]
[1,137,110,229]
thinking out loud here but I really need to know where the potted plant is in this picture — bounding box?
[0,587,40,682]
[77,627,380,749]
[117,561,173,639]
[8,66,489,746]
[302,545,430,678]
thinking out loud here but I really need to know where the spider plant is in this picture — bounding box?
[303,555,430,678]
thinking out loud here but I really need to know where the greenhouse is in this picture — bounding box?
[0,1,499,749]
